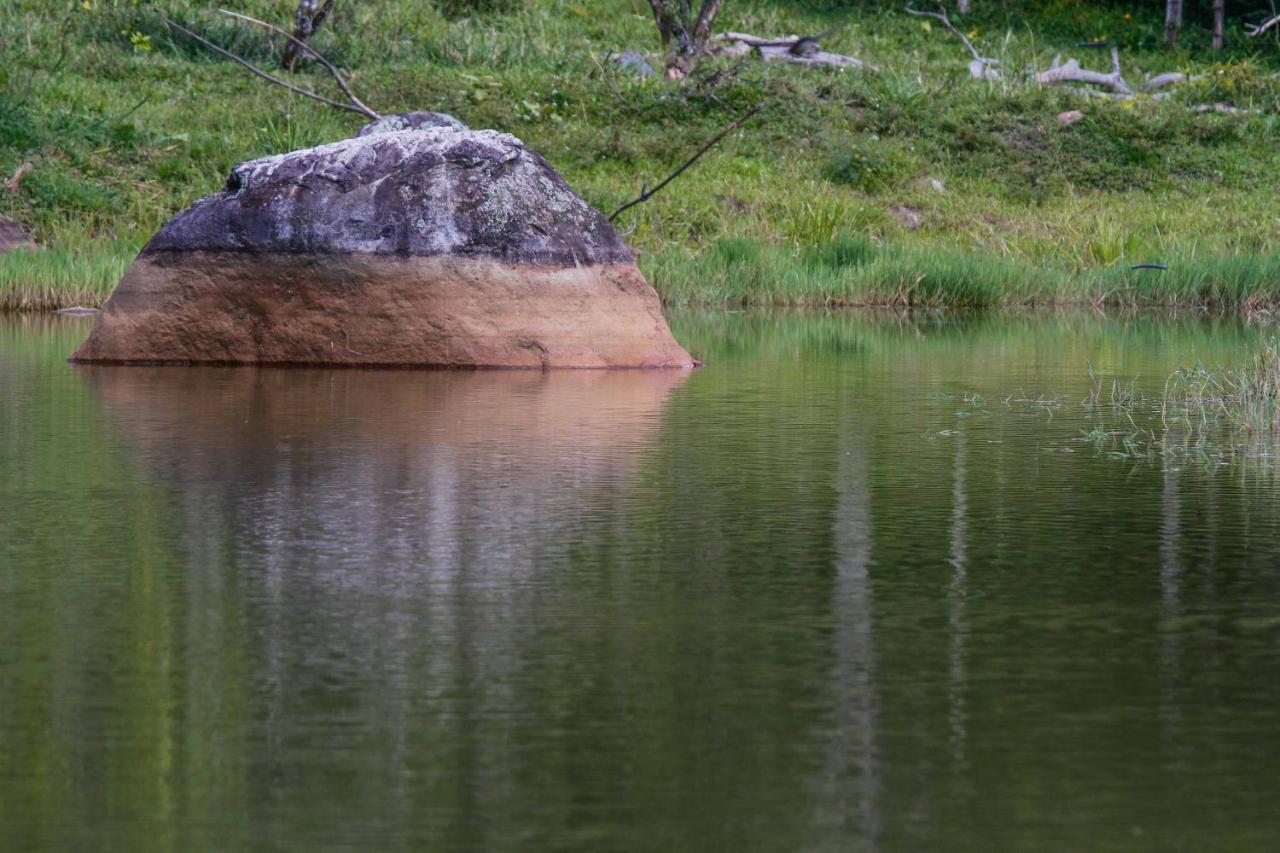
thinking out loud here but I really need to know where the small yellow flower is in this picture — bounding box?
[1124,13,1132,20]
[129,31,152,53]
[80,0,94,9]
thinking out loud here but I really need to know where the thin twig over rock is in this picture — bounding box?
[161,13,379,119]
[218,9,379,119]
[610,103,762,222]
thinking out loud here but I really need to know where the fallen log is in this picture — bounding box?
[1035,47,1132,96]
[712,32,876,71]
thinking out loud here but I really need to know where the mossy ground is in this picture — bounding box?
[2,0,1279,309]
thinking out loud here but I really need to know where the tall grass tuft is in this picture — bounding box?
[1075,343,1280,472]
[0,244,131,312]
[646,237,1280,311]
[1164,342,1280,435]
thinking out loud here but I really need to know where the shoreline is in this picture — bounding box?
[6,240,1279,315]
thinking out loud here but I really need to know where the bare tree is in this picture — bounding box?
[646,0,725,80]
[956,0,970,13]
[1165,0,1183,48]
[1213,0,1226,49]
[282,0,336,71]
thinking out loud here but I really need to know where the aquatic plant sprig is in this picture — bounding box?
[1162,341,1280,434]
[953,346,1280,474]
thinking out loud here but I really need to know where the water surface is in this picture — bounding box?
[3,312,1280,851]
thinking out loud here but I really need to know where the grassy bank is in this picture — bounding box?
[0,241,132,311]
[646,238,1280,309]
[3,0,1280,310]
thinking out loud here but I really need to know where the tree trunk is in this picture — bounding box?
[281,0,335,72]
[647,0,724,80]
[957,0,971,13]
[1167,0,1182,48]
[1213,0,1226,50]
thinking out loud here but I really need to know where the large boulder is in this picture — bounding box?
[72,116,695,368]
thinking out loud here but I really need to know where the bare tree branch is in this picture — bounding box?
[1143,71,1186,92]
[217,9,378,119]
[610,102,762,222]
[905,3,999,80]
[1245,14,1280,37]
[1194,102,1250,114]
[282,0,336,71]
[714,32,877,71]
[5,162,33,194]
[160,15,379,119]
[693,0,724,46]
[1035,46,1133,96]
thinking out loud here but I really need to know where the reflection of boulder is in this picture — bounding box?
[82,366,688,716]
[74,365,693,841]
[72,117,694,368]
[84,366,689,531]
[88,365,685,464]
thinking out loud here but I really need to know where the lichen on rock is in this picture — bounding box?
[146,123,630,267]
[357,111,468,136]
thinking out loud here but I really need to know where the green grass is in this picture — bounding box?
[3,0,1280,310]
[0,240,130,311]
[644,237,1280,310]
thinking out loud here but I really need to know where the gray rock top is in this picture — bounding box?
[357,111,468,136]
[144,123,632,266]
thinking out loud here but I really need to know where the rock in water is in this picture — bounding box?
[72,117,695,368]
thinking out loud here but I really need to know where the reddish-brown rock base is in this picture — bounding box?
[72,252,695,369]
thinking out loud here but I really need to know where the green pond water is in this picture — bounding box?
[3,311,1280,851]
